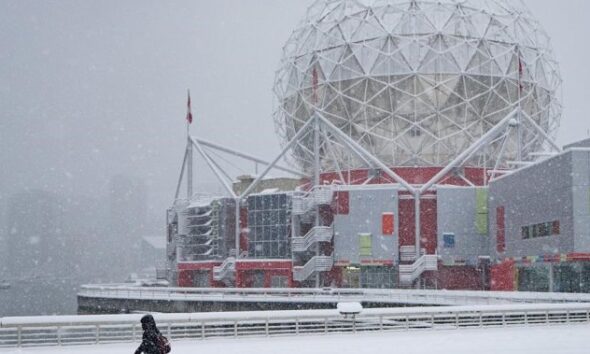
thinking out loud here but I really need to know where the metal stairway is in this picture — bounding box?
[292,226,333,253]
[213,257,236,282]
[399,254,438,285]
[292,186,334,215]
[293,256,334,282]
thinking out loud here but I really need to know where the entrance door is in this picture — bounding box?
[343,267,360,288]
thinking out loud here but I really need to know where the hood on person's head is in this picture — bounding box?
[140,314,157,330]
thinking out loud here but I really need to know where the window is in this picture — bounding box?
[271,275,288,288]
[359,233,372,257]
[521,220,561,240]
[443,233,455,248]
[522,226,530,240]
[246,194,292,259]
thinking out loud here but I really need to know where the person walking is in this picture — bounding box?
[134,314,170,354]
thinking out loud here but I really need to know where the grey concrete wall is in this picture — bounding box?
[571,150,590,251]
[489,152,575,261]
[437,187,487,264]
[333,187,399,265]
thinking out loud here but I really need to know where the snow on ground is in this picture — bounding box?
[1,324,588,354]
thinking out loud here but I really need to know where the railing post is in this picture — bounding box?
[234,321,238,337]
[17,326,21,347]
[379,315,383,331]
[95,325,100,344]
[265,319,269,336]
[325,318,328,334]
[57,326,61,346]
[201,322,205,339]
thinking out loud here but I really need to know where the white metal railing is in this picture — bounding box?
[77,286,590,307]
[292,256,334,282]
[292,226,333,253]
[311,186,334,205]
[2,304,590,348]
[213,257,236,281]
[399,255,438,285]
[292,186,334,215]
[399,246,427,262]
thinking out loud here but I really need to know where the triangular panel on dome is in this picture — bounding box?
[468,11,492,38]
[329,45,365,81]
[421,2,453,31]
[371,40,412,76]
[465,41,496,75]
[351,9,387,42]
[351,42,381,75]
[452,40,479,72]
[418,35,461,73]
[374,4,405,33]
[324,23,347,49]
[488,41,513,76]
[367,86,395,114]
[338,15,364,42]
[286,66,301,96]
[442,8,478,39]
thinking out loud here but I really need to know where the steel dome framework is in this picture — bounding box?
[273,0,562,173]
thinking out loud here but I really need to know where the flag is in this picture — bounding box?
[186,91,193,125]
[518,56,524,93]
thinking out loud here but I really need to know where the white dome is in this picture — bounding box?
[273,0,561,171]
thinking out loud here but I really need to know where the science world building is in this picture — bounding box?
[165,0,590,293]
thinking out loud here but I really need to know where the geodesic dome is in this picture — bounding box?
[273,0,561,172]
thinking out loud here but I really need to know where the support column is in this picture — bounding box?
[235,198,241,261]
[314,115,321,288]
[549,263,554,292]
[414,191,421,289]
[187,137,193,199]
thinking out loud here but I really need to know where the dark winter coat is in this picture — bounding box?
[134,314,162,354]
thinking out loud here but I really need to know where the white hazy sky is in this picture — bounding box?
[1,0,589,222]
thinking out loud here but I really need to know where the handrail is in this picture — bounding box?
[77,286,590,307]
[2,304,590,348]
[213,257,236,281]
[292,256,333,282]
[292,186,334,215]
[399,255,438,285]
[292,226,333,253]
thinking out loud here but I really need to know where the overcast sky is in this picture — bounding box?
[1,0,589,224]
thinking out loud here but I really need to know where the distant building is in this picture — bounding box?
[108,175,148,276]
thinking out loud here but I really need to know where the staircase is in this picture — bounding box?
[293,256,333,282]
[213,257,236,282]
[399,255,438,285]
[292,226,333,253]
[292,186,334,215]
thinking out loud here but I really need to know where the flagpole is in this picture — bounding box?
[187,90,193,199]
[517,47,523,162]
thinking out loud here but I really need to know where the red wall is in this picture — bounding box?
[177,262,223,287]
[398,197,437,254]
[320,167,488,187]
[235,260,293,288]
[490,260,516,291]
[425,265,485,290]
[420,199,437,255]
